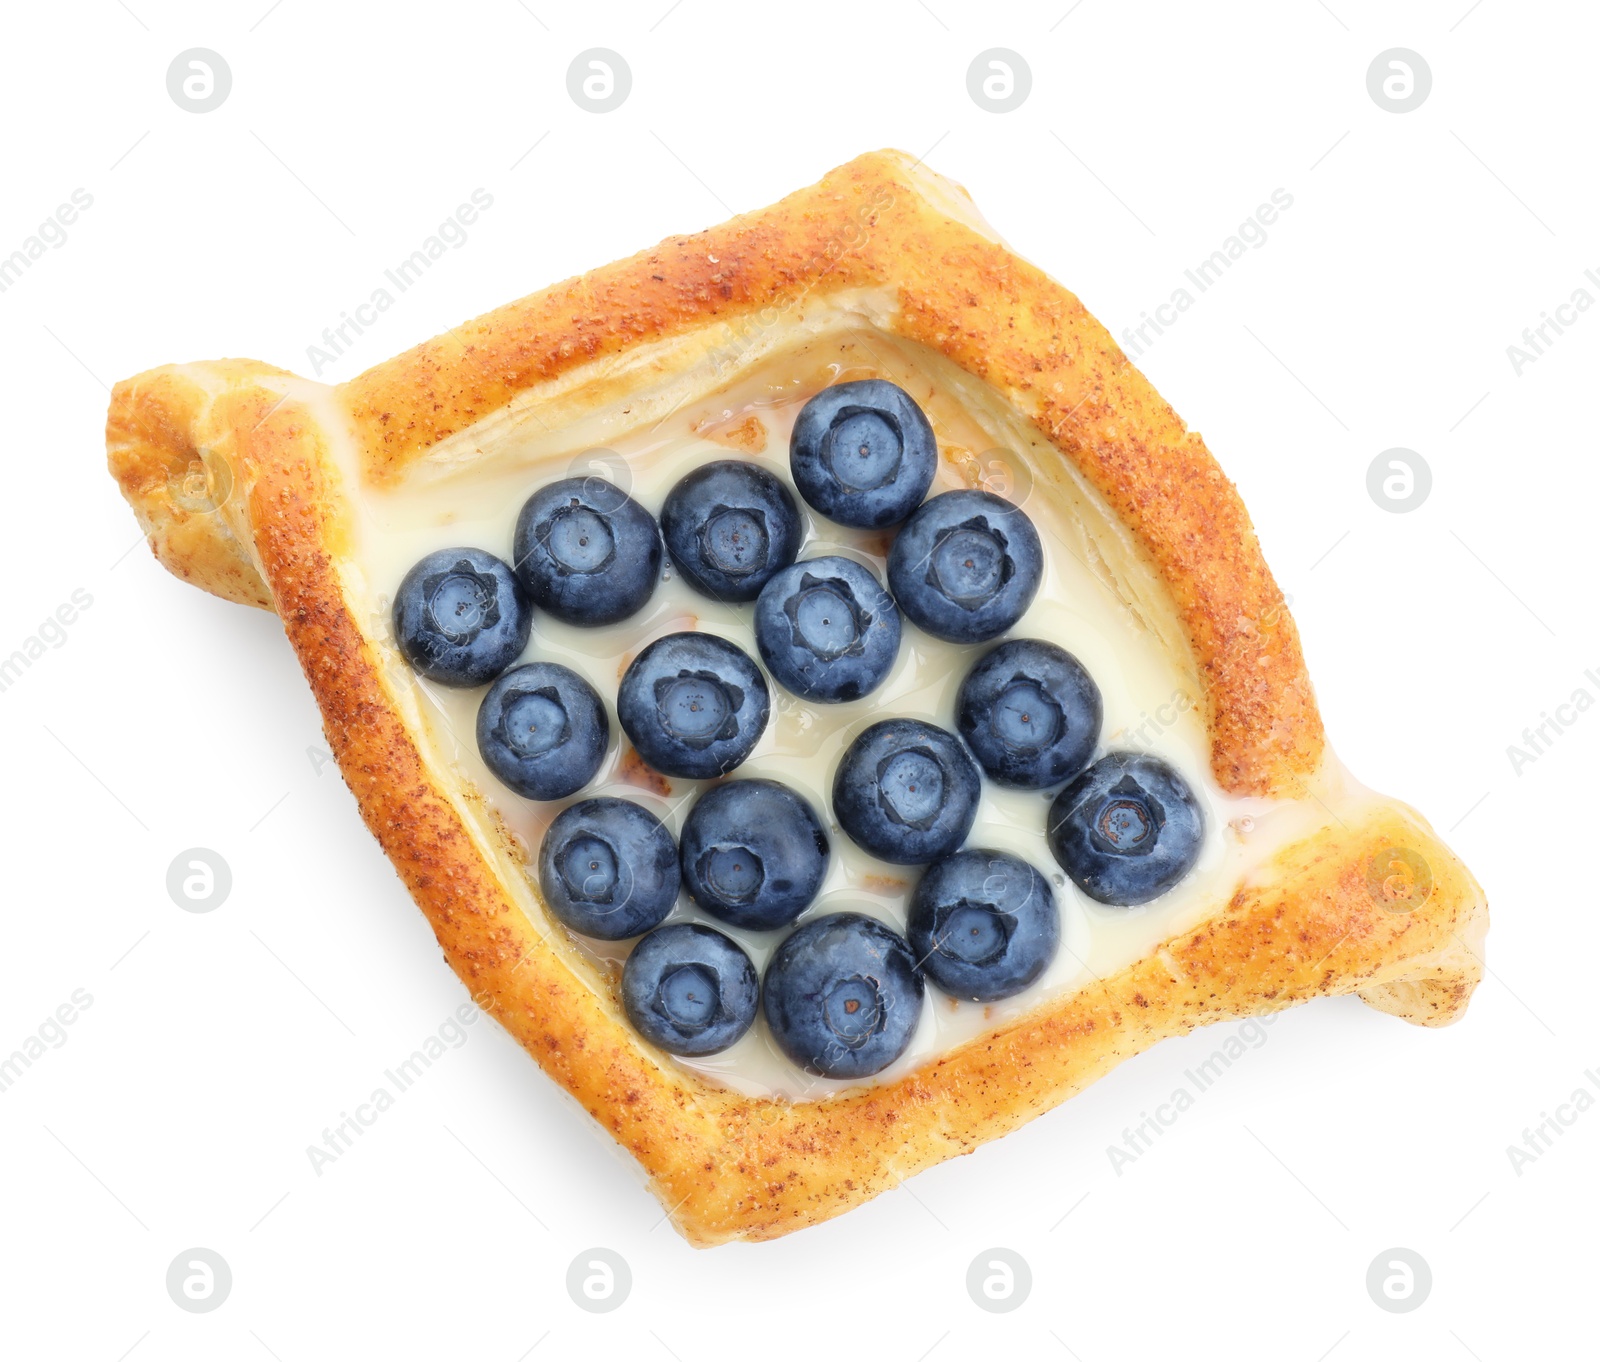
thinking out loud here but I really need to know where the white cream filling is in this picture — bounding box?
[263,323,1366,1101]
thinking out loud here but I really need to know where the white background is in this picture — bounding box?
[1,1,1594,1358]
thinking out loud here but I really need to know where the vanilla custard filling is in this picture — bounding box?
[280,324,1368,1101]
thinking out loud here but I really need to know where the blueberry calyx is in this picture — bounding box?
[544,501,616,574]
[423,561,502,641]
[698,505,769,581]
[784,572,868,661]
[653,670,743,749]
[927,518,1014,610]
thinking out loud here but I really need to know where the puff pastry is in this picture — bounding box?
[106,150,1488,1245]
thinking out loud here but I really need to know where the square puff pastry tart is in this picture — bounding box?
[107,150,1488,1246]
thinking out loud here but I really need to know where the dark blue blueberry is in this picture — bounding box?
[660,460,802,603]
[622,923,759,1056]
[393,547,530,686]
[476,662,609,801]
[679,779,830,931]
[832,718,981,865]
[1047,753,1205,906]
[762,912,924,1078]
[753,556,901,704]
[616,632,770,779]
[907,849,1059,1002]
[789,380,938,529]
[513,477,662,626]
[887,490,1043,644]
[537,797,679,939]
[957,639,1102,789]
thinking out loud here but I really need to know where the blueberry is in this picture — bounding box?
[476,662,609,801]
[622,923,759,1056]
[789,380,938,529]
[616,632,770,779]
[660,460,802,603]
[907,849,1059,1002]
[679,779,830,931]
[957,639,1102,789]
[537,797,679,939]
[513,477,662,626]
[393,547,531,686]
[887,490,1043,644]
[1047,753,1205,906]
[832,718,981,865]
[762,912,924,1078]
[753,556,901,704]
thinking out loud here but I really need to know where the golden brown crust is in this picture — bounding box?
[106,151,1486,1245]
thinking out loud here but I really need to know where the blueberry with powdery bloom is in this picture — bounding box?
[476,662,608,801]
[907,849,1059,1002]
[832,718,981,865]
[679,779,830,931]
[957,639,1101,789]
[887,489,1043,644]
[762,912,924,1078]
[753,556,901,703]
[1047,753,1205,906]
[789,380,938,529]
[537,797,680,940]
[622,923,759,1056]
[393,547,530,686]
[660,460,802,602]
[617,632,770,780]
[513,477,662,626]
